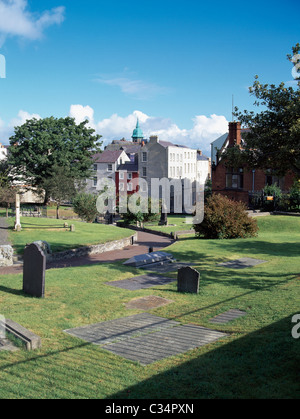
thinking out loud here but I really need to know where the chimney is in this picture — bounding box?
[228,122,241,147]
[197,150,202,156]
[149,135,159,143]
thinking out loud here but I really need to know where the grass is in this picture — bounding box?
[0,215,299,399]
[3,215,134,255]
[141,214,195,235]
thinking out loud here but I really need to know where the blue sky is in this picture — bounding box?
[0,0,299,153]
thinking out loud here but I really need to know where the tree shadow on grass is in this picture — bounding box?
[176,236,300,258]
[107,315,300,399]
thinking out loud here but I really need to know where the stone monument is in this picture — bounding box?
[177,266,200,294]
[23,243,46,298]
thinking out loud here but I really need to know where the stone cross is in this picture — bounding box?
[177,266,200,294]
[14,193,22,231]
[23,243,46,298]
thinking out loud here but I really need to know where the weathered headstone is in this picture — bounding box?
[23,243,46,298]
[177,266,200,294]
[70,224,75,232]
[159,205,168,226]
[0,245,14,267]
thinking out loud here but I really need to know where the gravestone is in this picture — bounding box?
[159,205,168,226]
[177,266,200,294]
[70,224,75,232]
[23,243,46,298]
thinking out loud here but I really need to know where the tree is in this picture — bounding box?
[73,192,99,223]
[42,165,77,219]
[0,160,18,217]
[226,44,300,178]
[8,117,102,203]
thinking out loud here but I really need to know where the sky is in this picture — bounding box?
[0,0,299,155]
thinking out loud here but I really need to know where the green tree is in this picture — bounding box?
[0,160,18,217]
[73,192,99,223]
[225,44,300,178]
[8,117,102,203]
[42,165,78,219]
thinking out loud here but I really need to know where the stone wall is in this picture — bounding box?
[49,233,138,261]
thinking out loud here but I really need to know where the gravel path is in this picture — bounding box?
[0,216,11,246]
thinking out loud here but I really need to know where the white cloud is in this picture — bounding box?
[0,0,65,45]
[69,106,228,155]
[0,109,41,141]
[69,104,95,128]
[0,107,228,155]
[96,75,169,100]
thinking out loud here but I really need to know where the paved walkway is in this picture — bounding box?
[0,231,175,275]
[0,217,11,246]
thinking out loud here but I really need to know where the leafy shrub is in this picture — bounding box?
[194,194,258,239]
[289,180,300,211]
[73,193,98,223]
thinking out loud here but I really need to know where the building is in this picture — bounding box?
[86,149,130,193]
[211,121,295,205]
[87,119,211,213]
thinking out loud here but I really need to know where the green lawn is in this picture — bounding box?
[143,214,195,234]
[0,215,299,399]
[4,216,134,254]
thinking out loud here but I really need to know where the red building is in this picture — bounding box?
[211,122,295,205]
[115,159,139,197]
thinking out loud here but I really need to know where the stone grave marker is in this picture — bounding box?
[177,266,200,294]
[23,243,46,298]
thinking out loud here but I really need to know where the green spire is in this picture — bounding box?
[132,118,144,142]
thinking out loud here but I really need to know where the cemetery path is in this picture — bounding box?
[0,216,11,246]
[0,230,175,275]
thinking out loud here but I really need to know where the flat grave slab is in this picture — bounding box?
[105,273,175,291]
[217,257,267,269]
[140,261,196,273]
[102,324,228,365]
[123,251,174,268]
[210,309,247,324]
[64,313,180,345]
[125,295,174,310]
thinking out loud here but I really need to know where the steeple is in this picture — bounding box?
[132,118,144,143]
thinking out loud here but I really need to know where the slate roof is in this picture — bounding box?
[118,162,139,172]
[92,150,123,163]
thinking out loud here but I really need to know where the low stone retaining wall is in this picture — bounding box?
[1,318,41,350]
[49,233,138,261]
[116,223,195,240]
[272,211,300,217]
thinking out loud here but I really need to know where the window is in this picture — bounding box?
[127,183,133,192]
[142,152,147,162]
[93,164,97,171]
[128,173,132,180]
[93,177,97,187]
[119,182,125,191]
[142,167,147,177]
[119,172,124,180]
[226,167,244,189]
[108,164,113,172]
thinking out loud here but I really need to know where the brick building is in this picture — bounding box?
[211,122,295,205]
